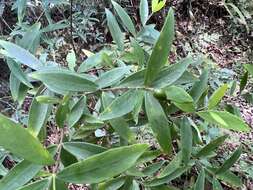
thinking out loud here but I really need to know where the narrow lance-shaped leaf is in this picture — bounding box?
[239,72,248,93]
[197,111,250,132]
[105,8,124,50]
[17,178,51,190]
[144,8,175,85]
[99,90,139,121]
[28,89,52,136]
[190,69,209,102]
[145,92,172,154]
[0,114,54,165]
[67,96,86,127]
[140,0,149,26]
[180,118,192,165]
[112,1,136,36]
[195,135,228,158]
[215,146,242,175]
[212,178,224,190]
[30,68,98,94]
[0,40,43,70]
[208,84,228,109]
[194,168,205,190]
[63,142,107,160]
[57,144,148,184]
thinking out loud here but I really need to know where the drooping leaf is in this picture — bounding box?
[195,135,228,158]
[105,8,124,50]
[197,111,250,132]
[140,0,149,25]
[63,142,107,160]
[180,118,192,165]
[194,168,205,190]
[112,1,136,36]
[0,40,43,70]
[30,68,98,94]
[57,144,148,184]
[144,8,175,85]
[145,92,172,154]
[215,146,242,174]
[0,114,54,165]
[208,84,228,109]
[99,90,139,120]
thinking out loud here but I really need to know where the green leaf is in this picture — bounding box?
[6,59,33,88]
[0,40,43,70]
[244,64,253,77]
[197,111,250,132]
[9,73,28,104]
[66,49,76,71]
[17,0,27,23]
[57,144,148,184]
[144,8,175,85]
[98,176,126,190]
[105,8,124,50]
[195,135,228,158]
[142,161,165,176]
[151,57,192,88]
[212,178,224,190]
[30,68,98,94]
[56,95,70,128]
[0,161,42,190]
[99,90,139,120]
[190,69,209,102]
[145,166,190,187]
[67,96,86,127]
[208,84,228,109]
[17,178,51,190]
[194,168,205,190]
[63,142,107,160]
[145,92,172,154]
[96,67,131,88]
[215,146,242,174]
[140,0,149,25]
[180,118,192,165]
[110,118,136,143]
[0,114,54,165]
[152,0,166,13]
[215,170,242,187]
[240,72,248,93]
[36,95,60,104]
[119,69,145,87]
[112,1,136,36]
[28,90,52,136]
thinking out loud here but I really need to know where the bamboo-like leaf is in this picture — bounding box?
[215,146,242,174]
[98,176,126,190]
[17,178,51,190]
[63,142,107,160]
[144,9,175,85]
[197,111,250,132]
[140,0,149,25]
[240,72,248,93]
[180,118,192,165]
[112,1,136,36]
[57,144,148,184]
[212,178,224,190]
[195,135,228,158]
[0,40,43,70]
[190,69,209,102]
[105,8,124,50]
[145,92,172,154]
[0,114,54,165]
[194,168,205,190]
[67,96,86,127]
[66,50,76,71]
[208,84,228,109]
[30,68,98,94]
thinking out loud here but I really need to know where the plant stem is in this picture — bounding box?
[52,128,64,174]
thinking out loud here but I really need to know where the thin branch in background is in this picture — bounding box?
[70,0,77,55]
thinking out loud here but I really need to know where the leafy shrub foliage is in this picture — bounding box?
[0,0,250,189]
